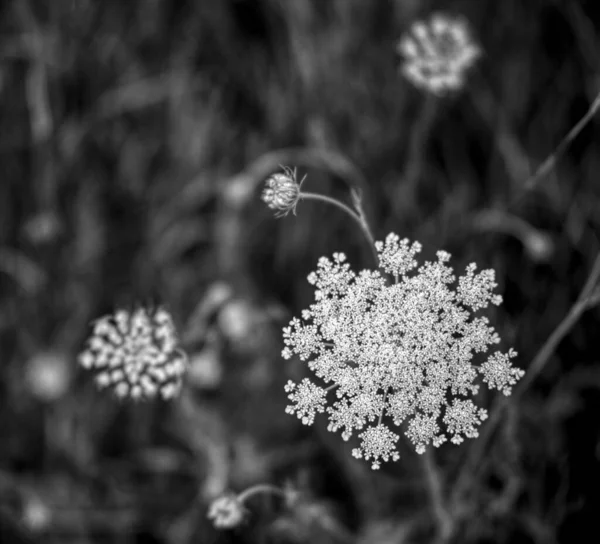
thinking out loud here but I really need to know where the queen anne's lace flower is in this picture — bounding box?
[261,166,304,217]
[78,306,188,400]
[282,233,524,469]
[397,12,481,95]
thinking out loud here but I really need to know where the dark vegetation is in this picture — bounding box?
[1,0,600,542]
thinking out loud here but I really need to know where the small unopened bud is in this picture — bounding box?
[261,167,304,217]
[207,494,246,529]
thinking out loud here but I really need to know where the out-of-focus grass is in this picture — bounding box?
[1,0,599,542]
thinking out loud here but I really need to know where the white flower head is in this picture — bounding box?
[78,305,188,400]
[261,166,305,217]
[397,12,482,95]
[282,234,523,469]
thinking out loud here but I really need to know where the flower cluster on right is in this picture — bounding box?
[282,234,523,469]
[397,12,481,95]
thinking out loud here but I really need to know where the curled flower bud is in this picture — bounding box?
[397,12,481,95]
[78,306,188,400]
[261,166,304,217]
[207,494,247,529]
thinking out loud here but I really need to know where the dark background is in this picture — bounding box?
[1,0,600,542]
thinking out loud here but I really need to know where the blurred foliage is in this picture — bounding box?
[1,0,600,542]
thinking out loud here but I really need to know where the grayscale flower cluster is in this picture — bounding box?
[78,306,188,400]
[397,12,481,95]
[261,166,303,217]
[282,234,523,469]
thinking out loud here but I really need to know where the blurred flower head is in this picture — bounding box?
[26,350,72,402]
[261,166,305,217]
[218,299,256,343]
[78,306,188,400]
[187,342,223,390]
[282,234,523,469]
[207,493,247,529]
[22,211,62,245]
[523,230,554,263]
[397,12,481,95]
[22,495,52,533]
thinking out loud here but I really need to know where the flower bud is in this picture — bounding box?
[261,167,303,217]
[207,494,246,529]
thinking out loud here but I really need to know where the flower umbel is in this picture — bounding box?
[78,306,188,400]
[282,234,524,469]
[261,166,305,217]
[397,12,481,95]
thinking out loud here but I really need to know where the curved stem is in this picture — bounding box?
[237,484,286,504]
[299,191,378,264]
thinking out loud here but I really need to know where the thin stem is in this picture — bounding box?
[349,188,378,254]
[299,191,358,226]
[471,85,600,207]
[237,484,286,505]
[521,89,600,196]
[399,94,438,200]
[377,388,389,425]
[421,450,454,544]
[299,191,378,264]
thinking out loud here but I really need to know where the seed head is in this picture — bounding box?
[78,306,188,400]
[261,166,304,217]
[397,12,481,95]
[282,234,524,469]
